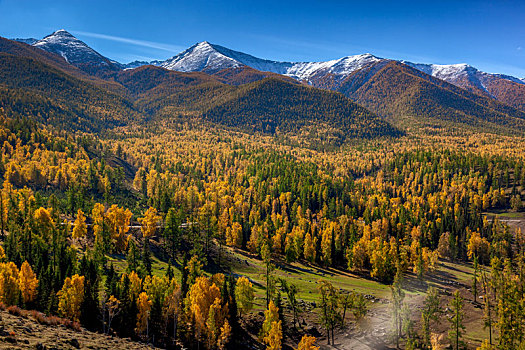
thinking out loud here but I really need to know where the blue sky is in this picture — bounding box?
[1,0,524,77]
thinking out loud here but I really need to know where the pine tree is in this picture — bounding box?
[318,280,341,345]
[481,271,493,346]
[261,242,275,307]
[281,278,300,328]
[420,287,441,348]
[79,252,100,330]
[164,207,181,261]
[142,237,152,276]
[126,239,140,273]
[391,270,404,349]
[472,255,479,302]
[448,290,465,350]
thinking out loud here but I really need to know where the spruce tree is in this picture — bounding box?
[448,291,465,350]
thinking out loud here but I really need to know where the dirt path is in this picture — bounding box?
[314,302,393,350]
[484,212,525,233]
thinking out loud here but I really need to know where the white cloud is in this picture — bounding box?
[70,30,185,53]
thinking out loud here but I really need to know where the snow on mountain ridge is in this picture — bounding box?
[162,41,525,90]
[286,53,382,81]
[160,41,383,81]
[12,38,39,45]
[32,29,112,67]
[402,61,473,80]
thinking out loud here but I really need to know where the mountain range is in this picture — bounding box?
[14,31,525,91]
[3,29,525,138]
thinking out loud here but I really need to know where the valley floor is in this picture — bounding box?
[216,244,487,350]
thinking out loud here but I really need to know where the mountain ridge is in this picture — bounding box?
[15,31,524,94]
[7,31,525,135]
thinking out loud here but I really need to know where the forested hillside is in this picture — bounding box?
[335,61,525,134]
[201,78,401,141]
[0,34,524,350]
[0,53,142,132]
[0,36,124,93]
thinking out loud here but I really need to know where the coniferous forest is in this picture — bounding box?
[0,18,525,350]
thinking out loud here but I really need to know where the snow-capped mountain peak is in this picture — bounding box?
[32,29,112,67]
[161,41,244,72]
[402,60,524,94]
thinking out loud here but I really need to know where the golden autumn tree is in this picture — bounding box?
[18,261,38,304]
[217,319,232,350]
[186,254,204,286]
[261,300,280,339]
[226,222,243,248]
[127,271,142,300]
[467,230,490,263]
[303,232,316,263]
[206,297,227,348]
[138,207,161,239]
[136,292,152,337]
[164,278,182,339]
[296,335,319,350]
[34,207,54,238]
[264,319,282,350]
[107,204,133,253]
[186,276,222,344]
[57,274,85,321]
[92,203,107,249]
[235,276,254,317]
[72,209,87,240]
[0,261,20,305]
[143,275,169,303]
[0,245,5,262]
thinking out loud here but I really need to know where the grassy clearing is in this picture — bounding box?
[98,241,490,349]
[222,246,392,312]
[106,252,176,278]
[484,211,525,219]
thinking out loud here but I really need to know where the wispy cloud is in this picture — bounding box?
[70,30,185,53]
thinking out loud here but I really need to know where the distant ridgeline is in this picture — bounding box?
[1,30,524,138]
